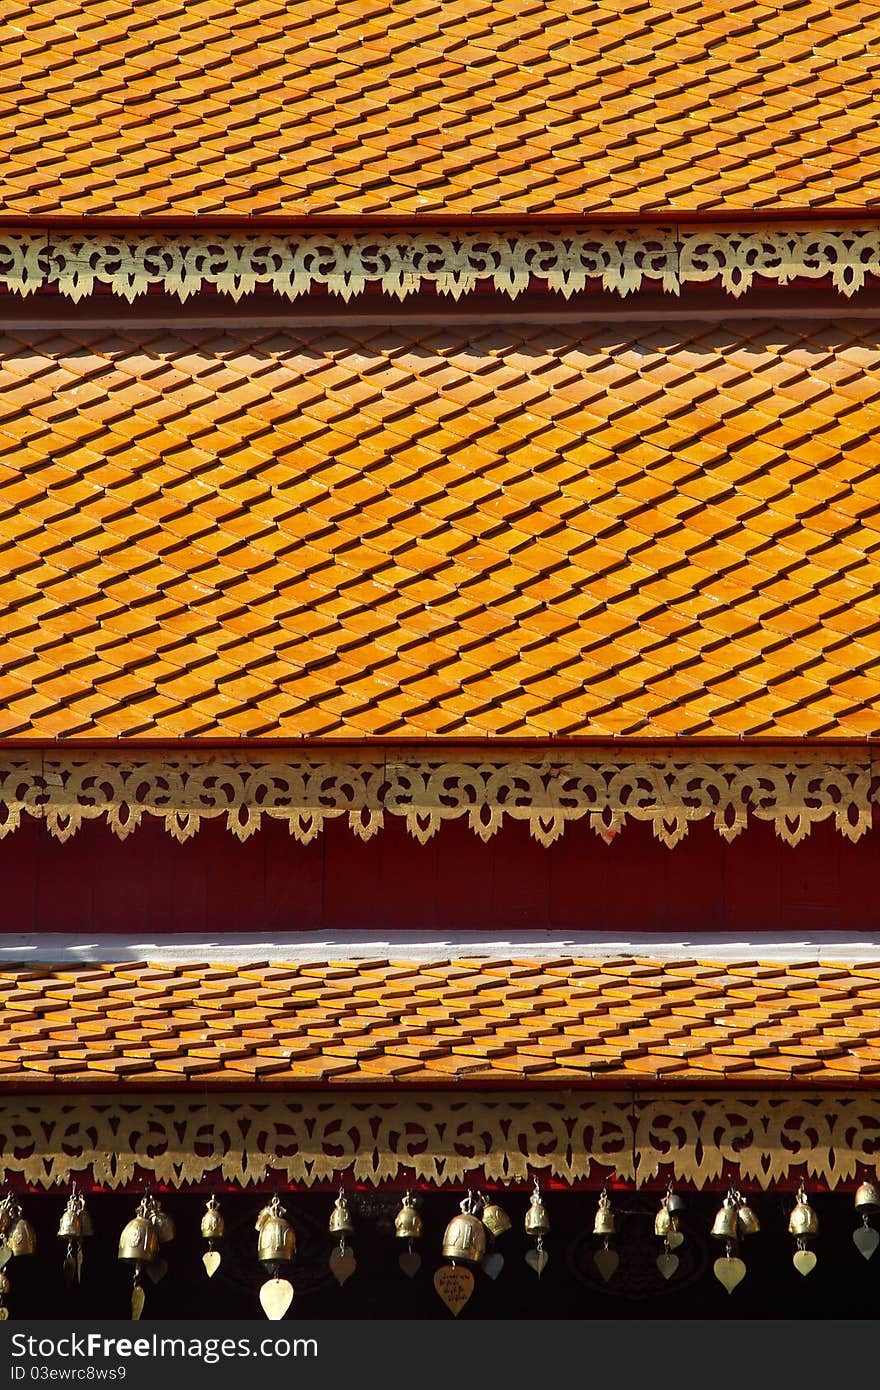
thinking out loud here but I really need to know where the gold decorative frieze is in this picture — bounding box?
[0,749,875,848]
[1,225,879,303]
[0,1091,878,1191]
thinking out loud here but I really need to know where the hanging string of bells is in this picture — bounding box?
[592,1188,618,1283]
[394,1191,423,1279]
[58,1187,91,1289]
[853,1181,880,1260]
[328,1187,356,1286]
[654,1185,685,1281]
[118,1195,173,1321]
[524,1179,550,1279]
[434,1191,485,1316]
[788,1183,819,1277]
[710,1186,759,1294]
[256,1194,296,1321]
[200,1197,224,1279]
[480,1193,511,1281]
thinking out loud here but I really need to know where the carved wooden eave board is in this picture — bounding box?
[2,225,880,303]
[0,748,877,849]
[1,1091,879,1192]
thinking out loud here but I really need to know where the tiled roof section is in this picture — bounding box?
[2,0,880,215]
[4,321,880,738]
[4,958,880,1087]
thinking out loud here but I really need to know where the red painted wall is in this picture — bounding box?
[0,812,875,935]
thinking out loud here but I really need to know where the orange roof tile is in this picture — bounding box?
[1,0,880,215]
[2,321,880,737]
[4,957,880,1088]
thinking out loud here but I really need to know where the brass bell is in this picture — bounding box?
[442,1195,487,1263]
[118,1201,159,1264]
[257,1196,296,1265]
[855,1181,880,1213]
[58,1191,85,1241]
[201,1197,224,1240]
[736,1200,760,1236]
[524,1187,550,1239]
[394,1193,423,1241]
[654,1203,674,1238]
[7,1218,36,1257]
[666,1191,685,1215]
[57,1207,83,1241]
[710,1196,739,1241]
[329,1190,354,1239]
[152,1203,175,1244]
[593,1189,616,1237]
[788,1188,819,1238]
[481,1199,512,1238]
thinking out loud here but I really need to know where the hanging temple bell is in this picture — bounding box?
[256,1196,296,1267]
[118,1199,160,1265]
[442,1194,487,1264]
[394,1192,423,1242]
[329,1191,355,1241]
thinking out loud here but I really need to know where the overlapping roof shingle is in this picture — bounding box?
[3,958,880,1088]
[2,321,880,739]
[2,0,880,216]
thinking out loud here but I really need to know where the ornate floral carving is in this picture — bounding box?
[0,1091,877,1191]
[1,225,879,303]
[0,750,874,848]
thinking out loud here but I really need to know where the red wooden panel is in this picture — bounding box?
[3,809,880,936]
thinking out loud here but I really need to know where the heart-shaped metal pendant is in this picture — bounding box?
[0,1307,9,1320]
[146,1258,167,1285]
[854,1226,879,1260]
[666,1231,684,1251]
[0,1246,11,1272]
[594,1248,619,1283]
[483,1252,504,1280]
[260,1277,293,1321]
[203,1250,221,1278]
[399,1250,421,1279]
[656,1251,679,1280]
[434,1265,474,1317]
[131,1285,145,1321]
[713,1256,746,1293]
[63,1255,77,1290]
[330,1246,356,1285]
[525,1248,548,1277]
[793,1249,817,1277]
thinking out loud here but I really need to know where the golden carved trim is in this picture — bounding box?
[1,1092,878,1191]
[0,749,875,848]
[1,226,879,303]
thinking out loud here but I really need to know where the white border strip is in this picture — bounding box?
[2,931,880,964]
